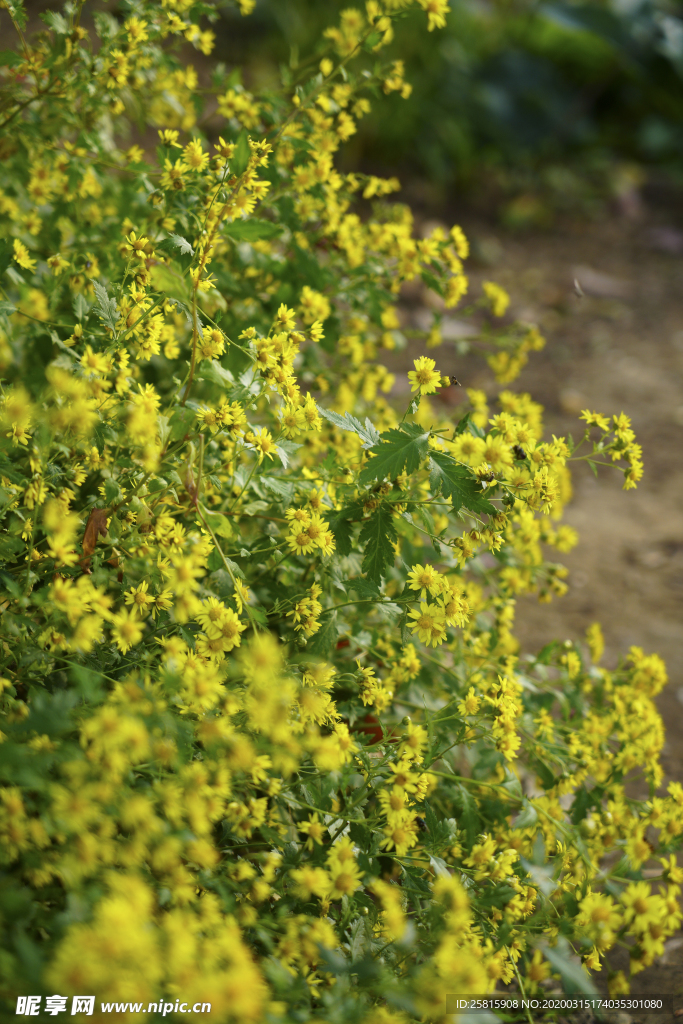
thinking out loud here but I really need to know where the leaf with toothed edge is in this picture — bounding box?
[429,451,496,515]
[359,423,430,485]
[359,505,397,583]
[317,406,381,449]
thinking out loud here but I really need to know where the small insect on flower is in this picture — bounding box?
[512,445,526,461]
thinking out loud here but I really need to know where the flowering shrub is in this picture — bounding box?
[0,1,680,1021]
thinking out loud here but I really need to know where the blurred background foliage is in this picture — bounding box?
[215,0,683,223]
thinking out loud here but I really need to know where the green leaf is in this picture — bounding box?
[458,783,479,847]
[0,300,16,316]
[223,219,282,242]
[359,423,430,485]
[429,451,496,515]
[324,502,364,557]
[318,405,381,449]
[454,412,471,435]
[198,359,234,389]
[41,9,69,32]
[359,505,397,583]
[104,479,123,504]
[92,280,119,332]
[344,578,380,599]
[421,270,444,297]
[0,240,14,278]
[207,548,223,572]
[4,0,26,30]
[262,476,295,503]
[308,610,338,657]
[168,406,196,441]
[157,414,171,447]
[428,855,450,879]
[530,755,556,790]
[275,440,302,469]
[232,130,250,176]
[169,233,194,256]
[72,293,90,322]
[157,234,195,270]
[540,936,598,996]
[0,50,22,67]
[364,30,382,51]
[201,508,233,539]
[70,666,104,704]
[514,800,539,829]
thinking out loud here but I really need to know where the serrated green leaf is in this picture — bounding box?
[170,233,194,255]
[307,610,338,656]
[72,293,90,322]
[324,502,364,557]
[41,9,69,32]
[359,424,430,485]
[275,440,302,469]
[0,50,22,67]
[429,451,496,515]
[359,505,397,583]
[92,280,119,332]
[262,476,295,503]
[318,405,380,448]
[344,577,380,599]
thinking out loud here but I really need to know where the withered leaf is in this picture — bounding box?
[80,508,109,569]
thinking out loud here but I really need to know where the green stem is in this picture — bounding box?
[182,289,200,406]
[194,503,259,632]
[227,457,259,513]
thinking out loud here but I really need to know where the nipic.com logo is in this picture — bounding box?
[14,995,213,1016]
[16,996,94,1015]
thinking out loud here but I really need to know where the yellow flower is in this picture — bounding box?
[380,818,419,856]
[249,427,276,462]
[483,281,510,317]
[13,239,36,272]
[418,0,451,31]
[580,409,610,431]
[47,253,70,275]
[407,356,442,395]
[407,563,443,599]
[299,813,327,850]
[408,602,447,647]
[111,610,144,654]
